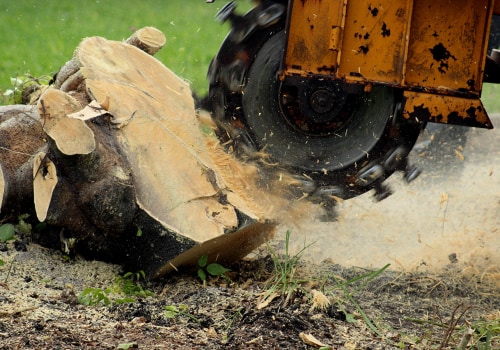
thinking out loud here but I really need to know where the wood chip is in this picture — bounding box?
[299,332,328,348]
[256,291,279,310]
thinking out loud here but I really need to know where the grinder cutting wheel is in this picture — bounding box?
[207,1,495,204]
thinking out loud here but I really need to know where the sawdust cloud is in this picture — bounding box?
[202,111,499,275]
[281,122,500,276]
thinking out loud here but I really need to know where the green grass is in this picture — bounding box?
[0,0,236,97]
[482,83,500,113]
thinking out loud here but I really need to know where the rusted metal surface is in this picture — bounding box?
[403,91,493,129]
[405,0,492,95]
[282,0,495,127]
[338,0,413,85]
[495,0,500,15]
[283,0,344,77]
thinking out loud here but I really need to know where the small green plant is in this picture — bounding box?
[164,304,200,323]
[0,223,15,243]
[260,230,313,307]
[328,264,391,337]
[197,254,230,285]
[454,312,500,349]
[1,73,51,105]
[111,270,154,301]
[16,214,32,235]
[122,270,146,282]
[78,287,111,306]
[0,223,15,267]
[136,227,143,237]
[406,305,500,348]
[78,271,154,306]
[117,342,138,350]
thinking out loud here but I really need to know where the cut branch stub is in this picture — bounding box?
[125,26,166,55]
[33,152,58,222]
[37,88,96,155]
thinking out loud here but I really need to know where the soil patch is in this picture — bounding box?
[1,240,499,349]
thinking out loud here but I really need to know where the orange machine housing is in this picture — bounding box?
[282,0,495,129]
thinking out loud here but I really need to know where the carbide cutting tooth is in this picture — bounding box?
[373,183,392,201]
[215,1,236,23]
[404,165,421,183]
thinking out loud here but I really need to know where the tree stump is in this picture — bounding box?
[0,27,291,279]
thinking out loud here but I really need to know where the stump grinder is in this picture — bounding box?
[207,0,498,203]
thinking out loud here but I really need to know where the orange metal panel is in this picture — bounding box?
[405,0,493,95]
[403,91,493,128]
[283,0,345,77]
[338,0,413,85]
[281,0,495,127]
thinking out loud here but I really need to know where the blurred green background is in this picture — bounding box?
[0,0,236,100]
[0,0,499,112]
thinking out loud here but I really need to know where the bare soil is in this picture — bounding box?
[1,237,499,350]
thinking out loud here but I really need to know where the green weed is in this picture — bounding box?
[0,73,51,105]
[117,342,138,350]
[0,223,15,243]
[78,287,111,306]
[328,264,391,337]
[197,254,231,286]
[469,315,500,349]
[405,303,500,348]
[16,214,32,236]
[164,304,200,323]
[260,230,314,307]
[78,270,154,306]
[0,223,15,268]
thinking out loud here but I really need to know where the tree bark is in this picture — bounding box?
[0,105,44,217]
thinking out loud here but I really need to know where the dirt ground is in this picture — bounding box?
[1,119,499,349]
[0,237,499,350]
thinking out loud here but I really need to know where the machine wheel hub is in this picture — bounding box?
[309,89,337,114]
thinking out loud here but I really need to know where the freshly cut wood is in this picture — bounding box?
[154,221,276,279]
[125,26,166,55]
[38,89,96,155]
[32,152,58,222]
[74,35,249,239]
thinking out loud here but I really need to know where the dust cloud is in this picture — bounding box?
[280,116,499,274]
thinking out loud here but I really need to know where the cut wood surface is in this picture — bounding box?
[74,34,248,239]
[38,89,96,156]
[125,26,166,55]
[32,152,58,222]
